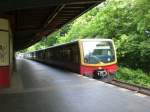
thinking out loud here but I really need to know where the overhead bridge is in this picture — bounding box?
[0,0,104,51]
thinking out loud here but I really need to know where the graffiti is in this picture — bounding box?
[0,43,7,63]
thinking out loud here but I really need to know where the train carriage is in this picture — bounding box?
[24,39,117,79]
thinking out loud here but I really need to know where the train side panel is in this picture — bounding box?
[33,41,81,73]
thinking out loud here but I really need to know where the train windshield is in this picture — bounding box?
[82,41,115,64]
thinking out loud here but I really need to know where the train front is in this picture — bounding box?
[80,39,117,79]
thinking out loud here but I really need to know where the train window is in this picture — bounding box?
[35,52,38,59]
[50,49,54,59]
[63,47,71,62]
[45,49,51,59]
[71,44,79,64]
[45,50,48,59]
[82,41,115,64]
[53,47,62,60]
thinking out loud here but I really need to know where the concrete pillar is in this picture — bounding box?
[0,18,13,88]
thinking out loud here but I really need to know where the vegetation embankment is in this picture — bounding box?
[116,67,150,88]
[22,0,150,88]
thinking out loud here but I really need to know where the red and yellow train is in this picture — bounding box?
[24,39,117,79]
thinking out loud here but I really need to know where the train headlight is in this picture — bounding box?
[98,67,102,69]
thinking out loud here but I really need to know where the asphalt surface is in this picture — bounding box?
[0,59,150,112]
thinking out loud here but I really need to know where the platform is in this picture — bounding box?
[0,59,150,112]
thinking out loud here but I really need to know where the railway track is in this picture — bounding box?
[107,79,150,96]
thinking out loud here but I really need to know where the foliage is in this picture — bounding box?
[115,66,150,88]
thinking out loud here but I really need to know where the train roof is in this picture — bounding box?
[25,38,113,53]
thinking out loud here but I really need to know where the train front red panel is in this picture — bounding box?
[80,64,117,77]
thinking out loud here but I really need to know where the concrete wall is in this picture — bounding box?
[0,18,13,88]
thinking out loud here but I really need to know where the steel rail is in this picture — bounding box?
[107,79,150,96]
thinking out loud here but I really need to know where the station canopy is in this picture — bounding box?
[0,0,104,51]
